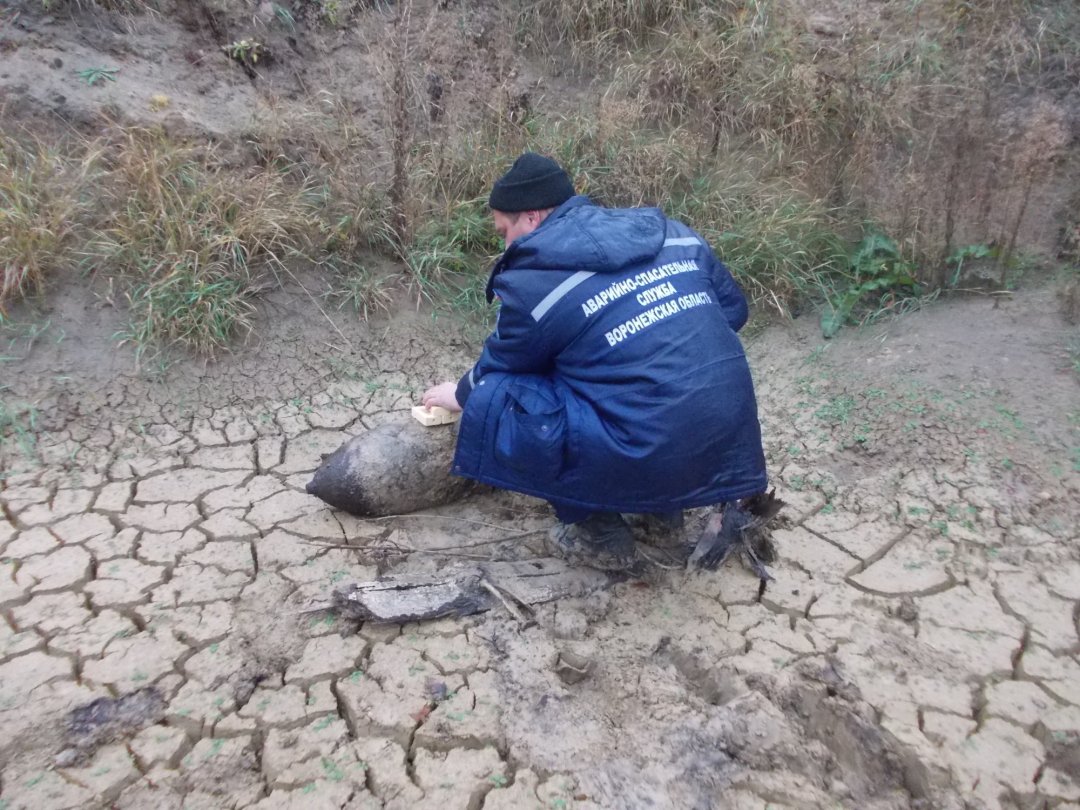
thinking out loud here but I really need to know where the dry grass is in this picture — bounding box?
[82,129,319,359]
[518,0,727,61]
[7,0,1080,354]
[0,135,94,317]
[404,99,847,317]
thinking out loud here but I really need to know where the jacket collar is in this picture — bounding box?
[485,196,592,303]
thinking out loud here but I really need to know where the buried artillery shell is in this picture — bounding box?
[306,416,474,517]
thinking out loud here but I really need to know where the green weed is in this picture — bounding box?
[946,243,994,286]
[115,272,255,361]
[405,200,501,324]
[0,394,40,463]
[815,394,857,425]
[76,67,119,86]
[820,231,920,338]
[271,3,295,29]
[223,40,269,72]
[325,261,396,321]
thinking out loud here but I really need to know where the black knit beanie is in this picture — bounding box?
[488,152,574,212]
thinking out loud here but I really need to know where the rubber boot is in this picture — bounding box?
[547,512,637,572]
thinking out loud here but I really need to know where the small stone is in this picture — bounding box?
[555,650,594,684]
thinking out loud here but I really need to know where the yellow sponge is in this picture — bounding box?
[411,405,460,427]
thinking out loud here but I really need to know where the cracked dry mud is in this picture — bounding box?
[1,287,1078,810]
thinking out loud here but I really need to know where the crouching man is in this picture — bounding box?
[422,153,767,571]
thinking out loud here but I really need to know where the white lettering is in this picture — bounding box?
[635,281,677,307]
[583,260,700,317]
[603,299,682,346]
[677,291,713,310]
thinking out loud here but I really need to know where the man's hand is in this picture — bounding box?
[421,382,462,412]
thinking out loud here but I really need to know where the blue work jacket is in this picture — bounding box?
[452,196,767,513]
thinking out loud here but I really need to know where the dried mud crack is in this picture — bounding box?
[1,289,1078,809]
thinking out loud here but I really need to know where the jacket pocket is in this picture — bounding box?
[494,380,568,483]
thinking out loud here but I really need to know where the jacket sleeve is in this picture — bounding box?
[704,250,749,332]
[454,282,556,406]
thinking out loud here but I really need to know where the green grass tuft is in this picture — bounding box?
[81,129,318,360]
